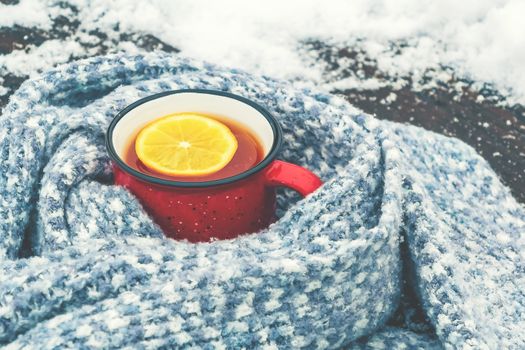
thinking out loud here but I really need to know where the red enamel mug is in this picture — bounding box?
[106,89,322,242]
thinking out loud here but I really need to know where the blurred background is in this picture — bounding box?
[0,0,524,201]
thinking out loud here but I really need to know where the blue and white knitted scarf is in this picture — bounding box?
[0,53,524,349]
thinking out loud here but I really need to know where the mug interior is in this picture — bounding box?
[112,92,275,161]
[108,90,281,187]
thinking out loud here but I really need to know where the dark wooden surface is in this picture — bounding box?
[0,7,523,202]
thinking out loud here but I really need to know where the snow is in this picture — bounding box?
[0,0,53,29]
[1,0,524,104]
[0,40,85,76]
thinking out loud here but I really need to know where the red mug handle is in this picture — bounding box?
[264,160,323,196]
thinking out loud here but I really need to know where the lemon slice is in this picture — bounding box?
[135,113,238,176]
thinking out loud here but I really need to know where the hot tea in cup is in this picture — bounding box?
[124,113,265,182]
[107,89,322,242]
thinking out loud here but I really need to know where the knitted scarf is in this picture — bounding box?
[0,53,523,349]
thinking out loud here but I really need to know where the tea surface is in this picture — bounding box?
[125,113,264,182]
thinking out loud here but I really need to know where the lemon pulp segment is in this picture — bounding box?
[135,113,238,176]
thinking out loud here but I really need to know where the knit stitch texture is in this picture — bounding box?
[0,53,524,350]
